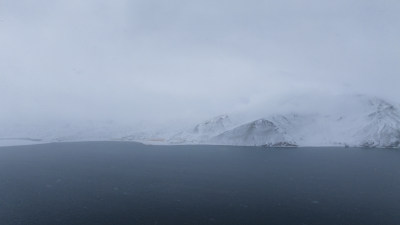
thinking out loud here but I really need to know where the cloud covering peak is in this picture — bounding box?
[1,0,399,127]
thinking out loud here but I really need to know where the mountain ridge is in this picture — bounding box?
[158,96,400,148]
[1,95,400,148]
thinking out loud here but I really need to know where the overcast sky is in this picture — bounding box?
[1,0,399,127]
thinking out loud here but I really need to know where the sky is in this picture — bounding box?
[1,0,399,127]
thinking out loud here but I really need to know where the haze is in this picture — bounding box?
[1,0,399,128]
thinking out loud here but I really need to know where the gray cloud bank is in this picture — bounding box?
[0,0,399,128]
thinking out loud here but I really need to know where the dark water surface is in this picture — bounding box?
[0,142,399,225]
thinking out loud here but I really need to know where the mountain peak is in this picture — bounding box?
[193,115,232,134]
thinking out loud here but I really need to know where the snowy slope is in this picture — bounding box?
[0,120,135,144]
[1,95,399,148]
[167,115,233,144]
[168,96,400,148]
[210,119,296,146]
[349,98,400,147]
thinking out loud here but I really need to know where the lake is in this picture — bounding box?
[0,142,399,225]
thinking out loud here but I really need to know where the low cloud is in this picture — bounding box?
[1,0,399,128]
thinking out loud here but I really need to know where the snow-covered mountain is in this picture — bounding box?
[1,95,400,148]
[210,119,296,147]
[351,98,400,147]
[167,115,234,144]
[162,96,400,148]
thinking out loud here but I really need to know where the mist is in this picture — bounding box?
[1,0,399,128]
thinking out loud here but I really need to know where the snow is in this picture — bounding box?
[167,115,234,144]
[0,139,48,147]
[0,95,399,148]
[161,96,400,148]
[210,119,295,146]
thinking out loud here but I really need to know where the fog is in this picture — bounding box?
[1,0,399,128]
